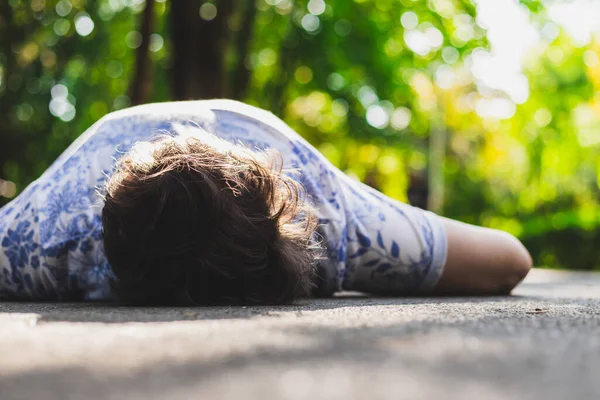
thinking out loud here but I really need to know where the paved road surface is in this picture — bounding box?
[0,269,599,400]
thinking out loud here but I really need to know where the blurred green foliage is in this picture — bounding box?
[0,0,599,269]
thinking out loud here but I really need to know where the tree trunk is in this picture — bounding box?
[230,0,257,100]
[170,0,234,100]
[129,0,156,105]
[0,2,22,202]
[426,105,446,213]
[407,170,429,210]
[267,22,299,117]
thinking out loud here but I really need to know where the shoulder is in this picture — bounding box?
[201,99,277,122]
[93,100,297,142]
[202,100,306,142]
[96,99,272,128]
[99,100,217,124]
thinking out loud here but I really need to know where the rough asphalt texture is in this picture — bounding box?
[0,269,599,400]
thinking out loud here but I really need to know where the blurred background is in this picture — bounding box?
[0,0,599,270]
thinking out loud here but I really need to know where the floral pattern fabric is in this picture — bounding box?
[0,100,447,300]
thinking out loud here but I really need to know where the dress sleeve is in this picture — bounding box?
[334,173,448,294]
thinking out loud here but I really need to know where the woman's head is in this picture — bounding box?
[101,129,320,305]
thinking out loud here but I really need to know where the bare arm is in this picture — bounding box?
[433,217,533,295]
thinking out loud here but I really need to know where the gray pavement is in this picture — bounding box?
[0,268,599,400]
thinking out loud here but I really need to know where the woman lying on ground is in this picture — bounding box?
[0,100,532,304]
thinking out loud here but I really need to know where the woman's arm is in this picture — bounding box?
[433,217,533,295]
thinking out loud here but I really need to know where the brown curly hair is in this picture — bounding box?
[101,130,320,305]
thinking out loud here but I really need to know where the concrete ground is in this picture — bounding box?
[0,269,599,400]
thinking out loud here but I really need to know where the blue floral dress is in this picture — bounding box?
[0,100,447,300]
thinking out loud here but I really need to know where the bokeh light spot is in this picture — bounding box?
[301,14,320,32]
[295,66,313,84]
[0,180,17,199]
[377,155,400,175]
[366,105,389,129]
[334,19,352,36]
[75,12,95,37]
[400,12,418,30]
[357,86,378,107]
[199,3,217,21]
[583,50,598,68]
[441,46,459,64]
[60,104,76,121]
[327,73,345,91]
[258,48,277,66]
[126,31,142,49]
[31,0,45,12]
[275,0,293,15]
[434,65,454,89]
[331,98,349,117]
[534,108,552,127]
[540,22,559,42]
[149,34,164,52]
[26,78,41,94]
[106,60,123,79]
[55,0,72,17]
[425,27,443,49]
[475,98,516,120]
[307,0,326,16]
[51,83,68,98]
[16,103,34,122]
[391,107,411,130]
[113,95,131,110]
[547,47,563,64]
[54,19,71,36]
